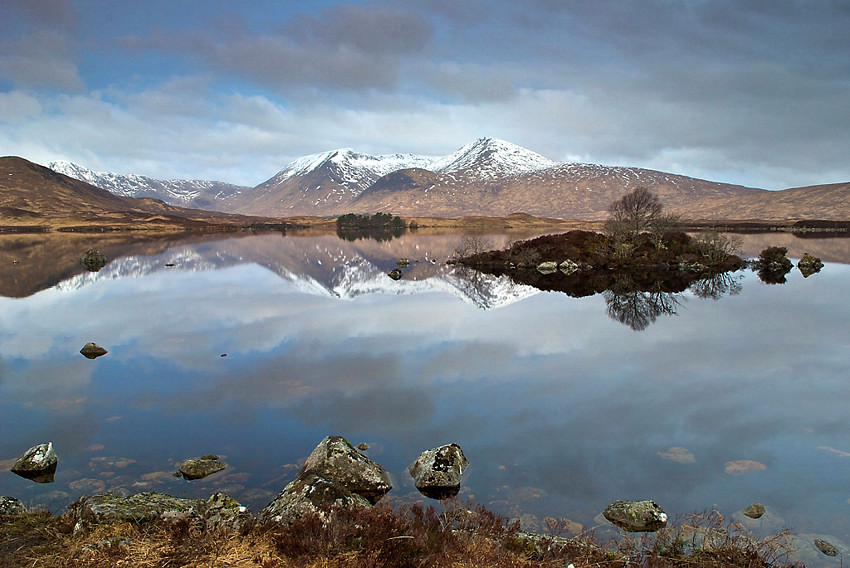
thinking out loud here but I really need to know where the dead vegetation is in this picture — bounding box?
[0,502,802,568]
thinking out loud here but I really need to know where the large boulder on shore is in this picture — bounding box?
[10,442,57,483]
[408,443,469,500]
[260,436,392,526]
[260,472,372,525]
[67,490,248,532]
[0,496,26,515]
[300,436,392,504]
[602,500,668,532]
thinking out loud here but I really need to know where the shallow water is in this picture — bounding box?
[1,230,849,563]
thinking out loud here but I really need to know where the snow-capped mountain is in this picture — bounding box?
[44,137,769,220]
[47,161,248,212]
[429,137,556,177]
[231,137,764,219]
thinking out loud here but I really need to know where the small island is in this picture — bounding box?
[455,187,746,297]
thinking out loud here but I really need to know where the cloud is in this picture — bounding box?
[119,4,433,93]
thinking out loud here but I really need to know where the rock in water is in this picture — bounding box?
[0,496,26,515]
[387,268,403,280]
[80,249,107,272]
[741,503,765,519]
[408,443,469,499]
[80,342,108,359]
[797,253,824,277]
[178,455,227,480]
[602,500,668,532]
[814,539,839,557]
[11,442,57,483]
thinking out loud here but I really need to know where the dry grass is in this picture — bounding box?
[0,505,802,568]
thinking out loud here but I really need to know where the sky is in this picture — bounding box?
[1,0,849,190]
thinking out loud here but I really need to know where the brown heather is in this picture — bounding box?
[1,502,801,568]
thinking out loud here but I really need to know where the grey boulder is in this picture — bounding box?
[260,435,392,526]
[602,500,668,532]
[178,455,227,480]
[408,443,469,499]
[10,442,57,483]
[0,496,26,515]
[80,342,108,359]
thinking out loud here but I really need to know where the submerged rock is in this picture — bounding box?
[80,342,108,359]
[80,249,107,272]
[178,455,227,480]
[11,442,57,483]
[797,253,824,277]
[408,443,469,500]
[741,503,765,519]
[602,500,668,532]
[0,496,26,515]
[814,538,839,557]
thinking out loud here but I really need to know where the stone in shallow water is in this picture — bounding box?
[11,442,57,483]
[814,539,839,557]
[178,456,227,480]
[80,342,108,359]
[741,503,765,519]
[602,500,668,532]
[408,443,469,500]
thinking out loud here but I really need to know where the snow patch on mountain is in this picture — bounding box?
[430,137,557,178]
[47,161,245,206]
[269,149,436,188]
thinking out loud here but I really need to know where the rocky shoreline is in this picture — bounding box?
[5,435,842,568]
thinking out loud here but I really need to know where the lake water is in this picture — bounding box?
[1,230,849,564]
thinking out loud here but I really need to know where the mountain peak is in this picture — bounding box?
[430,137,556,176]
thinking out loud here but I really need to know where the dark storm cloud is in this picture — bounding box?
[119,4,433,92]
[0,0,81,89]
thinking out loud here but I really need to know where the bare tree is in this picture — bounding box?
[606,187,664,240]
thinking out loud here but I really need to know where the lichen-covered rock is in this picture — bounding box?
[0,496,26,515]
[741,503,765,519]
[68,491,205,531]
[537,261,558,274]
[80,249,107,272]
[80,342,108,359]
[204,492,252,532]
[259,472,371,525]
[602,500,668,532]
[814,538,839,557]
[300,436,391,504]
[11,442,57,483]
[797,253,824,278]
[408,443,469,500]
[179,455,227,480]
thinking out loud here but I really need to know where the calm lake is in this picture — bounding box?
[1,229,849,564]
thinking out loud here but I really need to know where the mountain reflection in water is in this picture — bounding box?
[1,231,849,567]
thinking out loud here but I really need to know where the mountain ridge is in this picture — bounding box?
[26,136,850,221]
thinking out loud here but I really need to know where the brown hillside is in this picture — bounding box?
[0,157,278,230]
